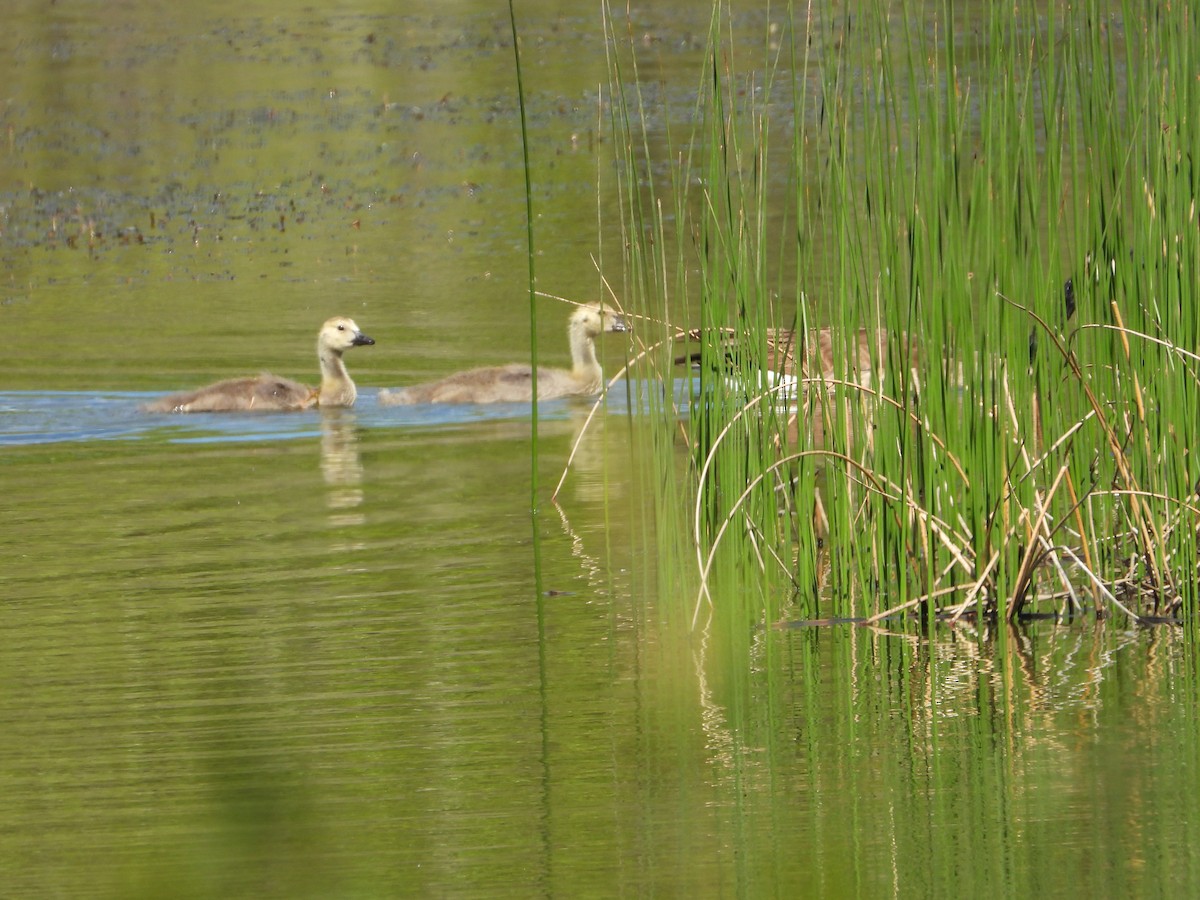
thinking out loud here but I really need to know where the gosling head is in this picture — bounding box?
[571,302,631,338]
[319,316,375,354]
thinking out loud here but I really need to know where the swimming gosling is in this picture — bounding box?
[143,316,375,413]
[378,302,630,405]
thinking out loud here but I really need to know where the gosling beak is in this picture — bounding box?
[608,315,631,334]
[353,332,376,347]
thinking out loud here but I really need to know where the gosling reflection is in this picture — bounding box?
[551,406,629,504]
[320,409,365,529]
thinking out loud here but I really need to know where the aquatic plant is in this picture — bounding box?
[603,1,1200,633]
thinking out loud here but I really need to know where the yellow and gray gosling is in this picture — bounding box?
[378,303,629,405]
[142,316,375,413]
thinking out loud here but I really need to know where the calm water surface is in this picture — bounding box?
[3,2,1199,898]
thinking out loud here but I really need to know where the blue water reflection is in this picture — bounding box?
[0,382,694,447]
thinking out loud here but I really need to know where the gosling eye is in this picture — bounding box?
[337,324,346,331]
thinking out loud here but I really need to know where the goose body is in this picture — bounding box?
[767,327,909,392]
[681,326,918,393]
[143,317,375,413]
[379,303,629,406]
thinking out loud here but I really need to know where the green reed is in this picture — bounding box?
[605,0,1199,635]
[507,0,546,606]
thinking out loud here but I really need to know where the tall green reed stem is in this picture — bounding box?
[507,1,540,515]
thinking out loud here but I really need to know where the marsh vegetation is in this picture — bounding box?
[591,1,1199,633]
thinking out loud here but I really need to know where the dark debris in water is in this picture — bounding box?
[0,178,452,260]
[0,5,745,284]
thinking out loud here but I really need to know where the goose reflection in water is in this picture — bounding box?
[320,410,366,532]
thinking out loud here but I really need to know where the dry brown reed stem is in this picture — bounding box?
[684,325,974,624]
[535,283,688,501]
[677,323,961,463]
[944,550,1003,622]
[864,357,1067,623]
[1000,365,1084,618]
[862,581,981,626]
[1054,545,1141,620]
[1109,301,1147,423]
[1007,454,1076,620]
[692,449,897,628]
[1076,323,1200,382]
[549,364,632,503]
[695,431,976,626]
[550,336,690,502]
[863,492,987,623]
[1064,469,1103,610]
[686,372,933,539]
[1002,293,1173,602]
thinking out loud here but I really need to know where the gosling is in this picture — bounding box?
[379,302,629,405]
[142,316,375,413]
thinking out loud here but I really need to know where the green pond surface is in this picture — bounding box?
[3,2,1200,898]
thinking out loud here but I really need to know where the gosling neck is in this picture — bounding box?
[568,322,603,393]
[317,346,357,407]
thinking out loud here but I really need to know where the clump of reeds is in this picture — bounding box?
[603,0,1200,633]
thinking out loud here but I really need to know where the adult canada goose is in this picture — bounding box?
[679,326,917,394]
[378,302,630,405]
[678,326,924,454]
[142,316,375,413]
